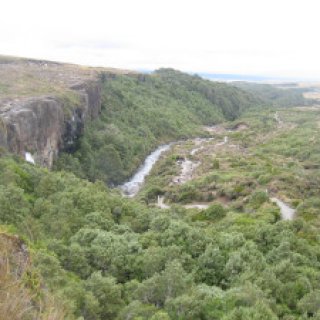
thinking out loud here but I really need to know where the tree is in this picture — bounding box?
[298,290,320,316]
[223,302,278,320]
[197,245,226,285]
[204,203,226,220]
[0,185,30,224]
[85,272,124,319]
[135,260,193,307]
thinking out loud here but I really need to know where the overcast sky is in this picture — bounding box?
[1,0,320,79]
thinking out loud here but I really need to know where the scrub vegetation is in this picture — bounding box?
[1,69,319,319]
[56,69,307,185]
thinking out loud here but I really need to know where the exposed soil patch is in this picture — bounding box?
[172,159,200,184]
[203,125,226,134]
[184,203,210,209]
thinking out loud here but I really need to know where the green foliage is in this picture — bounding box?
[1,102,320,319]
[84,272,124,319]
[212,158,220,169]
[204,203,227,220]
[0,184,31,224]
[1,154,320,319]
[298,290,320,316]
[249,191,269,209]
[233,82,309,107]
[222,302,278,320]
[55,70,263,185]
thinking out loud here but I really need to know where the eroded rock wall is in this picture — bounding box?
[0,80,102,167]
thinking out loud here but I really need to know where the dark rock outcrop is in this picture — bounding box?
[0,80,102,167]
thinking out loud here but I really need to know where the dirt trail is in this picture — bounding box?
[184,203,209,209]
[156,195,209,210]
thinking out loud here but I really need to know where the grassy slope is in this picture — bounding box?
[0,55,132,110]
[0,229,65,320]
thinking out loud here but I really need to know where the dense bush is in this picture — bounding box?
[0,71,316,320]
[1,154,320,319]
[55,70,264,185]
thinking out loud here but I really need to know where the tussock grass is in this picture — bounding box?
[0,233,65,320]
[0,54,133,102]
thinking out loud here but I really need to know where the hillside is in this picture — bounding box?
[232,81,312,107]
[0,104,320,319]
[0,56,318,320]
[55,69,269,185]
[0,58,308,174]
[0,55,135,167]
[0,55,131,99]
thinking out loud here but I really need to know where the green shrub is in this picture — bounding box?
[204,203,227,220]
[249,191,268,209]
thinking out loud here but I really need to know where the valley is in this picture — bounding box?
[132,106,320,225]
[1,59,320,319]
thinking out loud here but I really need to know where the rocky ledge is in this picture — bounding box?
[0,80,102,167]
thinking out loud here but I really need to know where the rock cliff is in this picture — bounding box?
[0,80,102,167]
[0,55,135,167]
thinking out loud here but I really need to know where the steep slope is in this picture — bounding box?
[56,70,264,185]
[155,68,261,120]
[0,59,319,320]
[0,57,308,173]
[1,109,320,320]
[0,56,132,166]
[232,81,310,107]
[0,230,65,319]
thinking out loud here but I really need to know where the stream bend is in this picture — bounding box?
[120,144,171,197]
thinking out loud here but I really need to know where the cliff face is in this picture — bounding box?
[0,80,102,167]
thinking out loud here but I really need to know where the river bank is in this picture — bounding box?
[119,121,297,220]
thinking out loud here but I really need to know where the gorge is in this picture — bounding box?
[0,56,319,320]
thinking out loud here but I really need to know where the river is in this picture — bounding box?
[271,197,295,220]
[120,144,171,197]
[120,136,296,221]
[120,136,228,197]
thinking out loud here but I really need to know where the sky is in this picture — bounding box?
[1,0,320,79]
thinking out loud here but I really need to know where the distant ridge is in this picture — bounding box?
[138,69,318,83]
[194,73,320,83]
[198,73,276,82]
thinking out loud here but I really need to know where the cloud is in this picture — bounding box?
[56,40,127,50]
[0,0,320,78]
